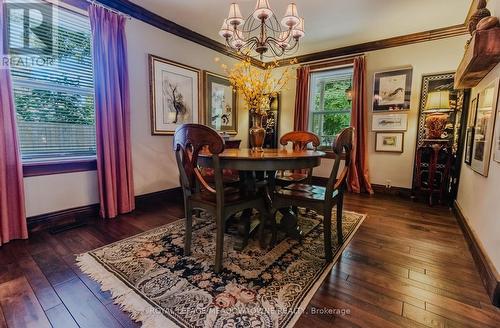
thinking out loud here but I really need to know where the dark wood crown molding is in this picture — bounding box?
[85,1,472,69]
[274,24,469,67]
[95,0,263,67]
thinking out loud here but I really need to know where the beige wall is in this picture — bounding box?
[455,0,500,277]
[24,17,246,216]
[278,35,469,184]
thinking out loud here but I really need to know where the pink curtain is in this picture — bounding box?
[293,66,310,131]
[0,0,28,245]
[89,5,135,218]
[348,56,373,194]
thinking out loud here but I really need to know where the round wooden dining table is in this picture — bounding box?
[199,148,326,247]
[198,148,325,171]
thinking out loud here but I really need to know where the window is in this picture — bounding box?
[308,67,353,148]
[7,1,95,162]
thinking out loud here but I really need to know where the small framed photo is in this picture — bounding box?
[149,54,201,135]
[372,113,408,131]
[472,78,499,174]
[464,127,474,165]
[375,132,404,153]
[468,97,478,128]
[204,71,237,134]
[373,67,413,112]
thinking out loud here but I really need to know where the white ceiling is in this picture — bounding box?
[130,0,472,56]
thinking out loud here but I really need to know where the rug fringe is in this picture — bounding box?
[76,253,180,328]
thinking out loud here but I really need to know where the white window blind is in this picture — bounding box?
[8,1,96,161]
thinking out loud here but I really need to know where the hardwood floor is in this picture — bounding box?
[0,193,499,327]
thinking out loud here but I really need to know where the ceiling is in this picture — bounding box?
[129,0,472,56]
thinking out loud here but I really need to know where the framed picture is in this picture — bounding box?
[149,54,201,135]
[416,72,458,147]
[373,67,413,111]
[375,132,404,153]
[372,113,408,131]
[464,127,475,165]
[468,97,478,128]
[204,71,237,134]
[471,78,499,175]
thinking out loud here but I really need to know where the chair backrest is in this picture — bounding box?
[327,127,355,195]
[173,124,225,197]
[280,131,320,151]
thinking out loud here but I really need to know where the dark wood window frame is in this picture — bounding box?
[23,158,97,177]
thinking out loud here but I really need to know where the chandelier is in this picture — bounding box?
[218,1,305,60]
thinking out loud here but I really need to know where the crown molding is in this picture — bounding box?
[91,0,472,69]
[273,24,469,67]
[95,0,263,67]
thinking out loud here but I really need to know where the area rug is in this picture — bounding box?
[77,209,365,328]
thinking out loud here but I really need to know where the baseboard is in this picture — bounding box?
[453,201,500,307]
[371,184,412,197]
[27,187,183,232]
[27,204,100,232]
[311,177,411,197]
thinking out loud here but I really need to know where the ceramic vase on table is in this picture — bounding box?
[249,113,265,151]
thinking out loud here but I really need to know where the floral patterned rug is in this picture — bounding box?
[77,209,365,328]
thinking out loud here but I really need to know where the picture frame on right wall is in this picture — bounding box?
[465,97,478,166]
[471,78,499,175]
[372,67,413,112]
[375,132,404,153]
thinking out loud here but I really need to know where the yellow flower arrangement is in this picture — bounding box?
[222,58,297,116]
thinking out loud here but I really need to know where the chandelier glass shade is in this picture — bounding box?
[219,1,305,59]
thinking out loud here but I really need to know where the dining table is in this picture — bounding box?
[198,148,326,249]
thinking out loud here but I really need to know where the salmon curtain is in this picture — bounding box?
[0,0,28,245]
[348,56,373,194]
[89,5,135,218]
[293,66,310,131]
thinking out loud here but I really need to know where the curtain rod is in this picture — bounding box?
[302,53,364,70]
[86,0,132,19]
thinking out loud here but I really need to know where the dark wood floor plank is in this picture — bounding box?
[45,303,79,328]
[54,278,122,328]
[0,193,497,328]
[402,302,468,328]
[17,256,62,311]
[0,277,51,328]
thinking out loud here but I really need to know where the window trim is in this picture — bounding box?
[9,2,96,174]
[23,157,97,177]
[308,66,354,149]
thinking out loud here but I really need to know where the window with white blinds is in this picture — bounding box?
[8,1,96,162]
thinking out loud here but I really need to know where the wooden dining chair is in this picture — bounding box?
[174,124,269,273]
[276,131,321,186]
[272,127,354,261]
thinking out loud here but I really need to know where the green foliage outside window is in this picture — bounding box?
[13,25,94,125]
[312,77,352,144]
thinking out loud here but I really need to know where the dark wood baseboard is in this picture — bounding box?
[311,177,411,197]
[27,204,100,232]
[453,201,500,307]
[371,184,412,198]
[27,187,183,232]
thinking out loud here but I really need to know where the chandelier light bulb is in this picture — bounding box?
[227,3,245,26]
[219,20,234,39]
[292,17,305,39]
[281,3,300,28]
[253,0,273,20]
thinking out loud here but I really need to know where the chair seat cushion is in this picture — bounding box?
[277,183,338,201]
